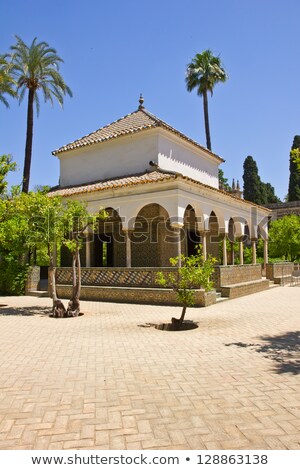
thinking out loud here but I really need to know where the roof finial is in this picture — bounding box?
[139,93,144,109]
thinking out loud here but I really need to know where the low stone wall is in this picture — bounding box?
[266,262,294,281]
[212,264,262,289]
[56,285,216,307]
[56,267,178,288]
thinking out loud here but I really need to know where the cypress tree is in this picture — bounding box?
[243,156,280,204]
[261,182,280,203]
[288,136,300,201]
[243,156,264,204]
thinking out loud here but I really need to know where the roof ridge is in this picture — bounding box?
[52,108,146,155]
[52,106,223,162]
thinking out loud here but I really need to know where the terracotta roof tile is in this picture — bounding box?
[49,171,175,196]
[48,170,271,212]
[52,107,223,162]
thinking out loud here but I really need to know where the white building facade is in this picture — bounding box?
[50,98,270,270]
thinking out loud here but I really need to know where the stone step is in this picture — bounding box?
[215,292,229,302]
[220,279,270,299]
[27,290,49,298]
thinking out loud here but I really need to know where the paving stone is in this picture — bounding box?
[0,287,299,449]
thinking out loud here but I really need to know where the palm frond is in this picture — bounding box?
[10,35,72,111]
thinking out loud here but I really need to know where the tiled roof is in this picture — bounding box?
[49,171,175,197]
[48,170,271,212]
[52,107,224,162]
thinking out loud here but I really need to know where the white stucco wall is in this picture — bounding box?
[58,131,159,187]
[58,128,220,188]
[157,131,220,188]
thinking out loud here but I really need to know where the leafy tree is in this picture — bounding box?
[10,36,72,193]
[186,50,227,151]
[156,246,215,330]
[268,215,300,261]
[60,201,107,316]
[218,169,231,191]
[0,55,16,107]
[0,154,17,195]
[289,137,300,201]
[0,189,107,316]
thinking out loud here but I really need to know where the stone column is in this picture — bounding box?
[124,230,132,268]
[222,235,228,266]
[86,239,91,267]
[230,242,235,265]
[202,231,207,261]
[176,228,182,267]
[251,239,257,265]
[239,238,244,265]
[263,239,269,270]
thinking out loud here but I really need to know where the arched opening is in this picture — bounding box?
[92,207,125,267]
[131,203,172,267]
[184,205,201,256]
[208,211,221,261]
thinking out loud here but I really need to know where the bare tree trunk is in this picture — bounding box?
[203,89,212,151]
[171,305,187,330]
[67,244,81,317]
[48,245,66,318]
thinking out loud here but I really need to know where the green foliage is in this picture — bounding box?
[0,55,16,108]
[186,50,228,97]
[243,155,280,204]
[186,49,227,150]
[156,245,216,309]
[261,182,280,203]
[61,200,107,254]
[0,254,29,295]
[243,156,263,204]
[0,154,17,195]
[269,215,300,261]
[10,35,72,115]
[288,137,300,202]
[218,169,231,191]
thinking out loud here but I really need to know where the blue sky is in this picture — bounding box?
[1,0,299,199]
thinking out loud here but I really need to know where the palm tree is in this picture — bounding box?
[186,50,227,151]
[10,36,72,193]
[0,55,16,107]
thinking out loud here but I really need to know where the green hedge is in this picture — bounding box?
[0,255,29,295]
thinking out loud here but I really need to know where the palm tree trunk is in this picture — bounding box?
[22,88,34,193]
[203,90,212,151]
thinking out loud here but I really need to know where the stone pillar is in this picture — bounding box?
[176,228,182,267]
[202,231,207,261]
[230,242,235,265]
[239,238,244,265]
[86,240,91,267]
[252,239,257,265]
[124,230,132,268]
[222,235,228,266]
[263,239,269,270]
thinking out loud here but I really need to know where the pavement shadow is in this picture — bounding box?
[0,305,52,317]
[225,331,300,375]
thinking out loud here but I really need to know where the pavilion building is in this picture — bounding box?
[49,97,271,302]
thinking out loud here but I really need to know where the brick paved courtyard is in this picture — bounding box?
[0,286,299,450]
